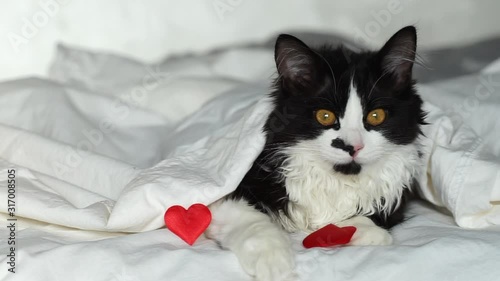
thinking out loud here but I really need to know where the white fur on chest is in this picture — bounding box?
[276,142,422,232]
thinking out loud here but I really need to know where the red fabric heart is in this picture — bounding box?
[164,204,212,245]
[302,224,356,248]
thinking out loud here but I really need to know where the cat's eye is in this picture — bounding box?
[316,109,336,126]
[366,109,386,126]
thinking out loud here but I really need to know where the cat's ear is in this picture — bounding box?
[274,34,324,94]
[378,26,417,89]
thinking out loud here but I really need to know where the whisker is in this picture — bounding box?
[313,50,336,95]
[368,70,389,100]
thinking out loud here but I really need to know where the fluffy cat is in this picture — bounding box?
[207,26,426,281]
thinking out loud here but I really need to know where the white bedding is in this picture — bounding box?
[3,0,500,81]
[0,45,500,280]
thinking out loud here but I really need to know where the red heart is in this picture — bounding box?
[302,224,356,248]
[164,204,212,245]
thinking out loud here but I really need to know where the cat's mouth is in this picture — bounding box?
[333,161,362,175]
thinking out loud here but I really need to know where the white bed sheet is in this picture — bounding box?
[1,202,500,281]
[0,46,499,281]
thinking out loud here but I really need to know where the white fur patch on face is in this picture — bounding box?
[276,79,423,232]
[308,82,391,166]
[339,82,364,146]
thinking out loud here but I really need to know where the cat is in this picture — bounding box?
[207,26,426,281]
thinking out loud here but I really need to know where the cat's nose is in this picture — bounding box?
[351,144,364,157]
[331,138,364,157]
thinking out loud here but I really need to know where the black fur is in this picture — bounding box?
[231,26,426,229]
[369,179,421,228]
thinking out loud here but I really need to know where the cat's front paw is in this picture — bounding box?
[349,224,393,246]
[238,239,296,281]
[337,216,393,246]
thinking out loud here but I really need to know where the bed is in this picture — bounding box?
[0,33,499,280]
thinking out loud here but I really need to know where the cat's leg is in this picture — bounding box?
[337,215,393,246]
[206,199,296,281]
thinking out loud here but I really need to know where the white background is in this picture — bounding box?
[1,0,500,81]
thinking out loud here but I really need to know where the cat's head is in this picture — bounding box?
[265,26,425,176]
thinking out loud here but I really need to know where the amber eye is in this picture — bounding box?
[315,109,336,126]
[366,109,386,126]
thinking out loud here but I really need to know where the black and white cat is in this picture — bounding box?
[207,26,426,281]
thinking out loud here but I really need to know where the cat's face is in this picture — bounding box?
[266,26,425,175]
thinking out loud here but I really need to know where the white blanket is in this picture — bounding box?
[0,46,500,280]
